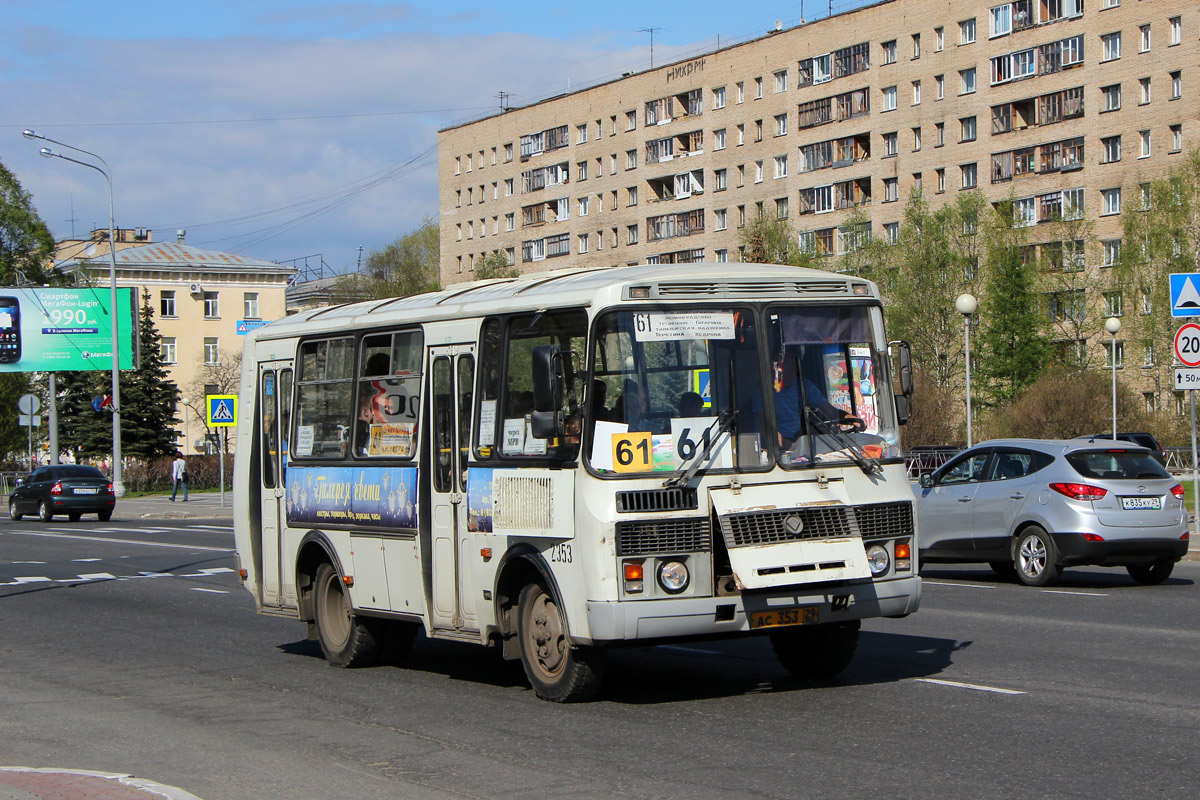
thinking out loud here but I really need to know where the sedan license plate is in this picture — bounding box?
[748,605,819,630]
[74,487,99,495]
[1120,496,1161,510]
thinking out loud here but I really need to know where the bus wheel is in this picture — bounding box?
[314,562,380,668]
[770,620,860,680]
[517,582,604,702]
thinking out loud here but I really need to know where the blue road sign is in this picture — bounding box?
[206,394,237,427]
[236,319,269,335]
[1169,274,1200,317]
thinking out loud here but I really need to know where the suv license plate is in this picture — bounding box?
[1121,496,1161,510]
[748,605,819,629]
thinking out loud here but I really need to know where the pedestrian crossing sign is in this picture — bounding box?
[206,394,238,427]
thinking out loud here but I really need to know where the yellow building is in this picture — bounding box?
[56,229,295,452]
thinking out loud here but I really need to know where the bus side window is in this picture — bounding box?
[260,370,277,488]
[474,318,503,458]
[279,368,293,483]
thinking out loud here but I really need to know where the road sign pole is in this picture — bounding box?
[1191,391,1199,540]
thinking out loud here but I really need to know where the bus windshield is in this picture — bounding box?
[585,304,899,475]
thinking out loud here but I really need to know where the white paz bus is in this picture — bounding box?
[233,263,921,701]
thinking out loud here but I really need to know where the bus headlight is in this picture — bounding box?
[866,545,890,576]
[657,560,690,594]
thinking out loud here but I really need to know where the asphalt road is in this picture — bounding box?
[1,517,1197,799]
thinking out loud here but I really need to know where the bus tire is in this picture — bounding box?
[517,581,604,702]
[770,619,860,680]
[314,562,381,668]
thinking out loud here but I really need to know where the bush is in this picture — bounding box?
[101,454,234,493]
[983,367,1148,440]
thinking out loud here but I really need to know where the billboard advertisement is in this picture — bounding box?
[0,287,136,373]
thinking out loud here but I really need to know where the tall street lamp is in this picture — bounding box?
[1106,316,1122,441]
[956,293,978,447]
[23,130,125,496]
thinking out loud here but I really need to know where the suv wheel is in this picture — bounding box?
[1014,526,1059,587]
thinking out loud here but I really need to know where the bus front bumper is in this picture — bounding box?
[582,575,921,643]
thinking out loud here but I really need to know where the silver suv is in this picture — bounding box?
[916,438,1189,586]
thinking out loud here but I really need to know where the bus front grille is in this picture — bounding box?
[616,487,699,513]
[855,501,914,539]
[616,518,712,556]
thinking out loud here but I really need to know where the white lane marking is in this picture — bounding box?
[72,558,102,562]
[137,571,174,578]
[8,530,232,552]
[922,580,997,589]
[13,576,50,583]
[916,678,1026,695]
[13,560,47,564]
[178,567,236,577]
[1041,589,1108,597]
[658,644,723,655]
[77,572,117,581]
[191,587,228,594]
[188,525,233,531]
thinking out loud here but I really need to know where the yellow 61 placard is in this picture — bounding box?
[611,431,653,473]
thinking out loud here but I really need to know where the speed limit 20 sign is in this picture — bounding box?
[1175,323,1200,367]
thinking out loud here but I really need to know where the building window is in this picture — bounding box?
[774,70,788,93]
[960,18,976,45]
[1100,0,1120,8]
[961,163,978,189]
[935,122,945,147]
[1169,17,1182,46]
[203,337,219,365]
[883,131,898,157]
[1104,291,1123,318]
[774,155,788,179]
[715,128,726,150]
[714,86,726,109]
[1140,24,1151,53]
[1171,125,1183,153]
[912,80,921,105]
[715,249,728,263]
[159,290,176,318]
[1101,135,1122,164]
[627,225,638,245]
[1143,391,1156,412]
[1108,340,1125,373]
[203,291,219,318]
[577,124,587,143]
[715,208,728,231]
[959,68,976,95]
[755,76,763,99]
[990,4,1012,38]
[883,177,899,203]
[1101,188,1122,216]
[626,149,637,170]
[960,116,977,142]
[627,186,638,206]
[1171,71,1182,100]
[936,74,945,100]
[882,86,897,111]
[935,26,944,51]
[1140,130,1151,159]
[506,213,515,231]
[577,161,588,181]
[578,234,589,254]
[579,196,589,216]
[1101,32,1121,62]
[912,33,921,59]
[505,178,514,196]
[1102,239,1122,268]
[736,81,744,103]
[626,110,636,131]
[244,292,260,320]
[775,113,788,136]
[714,168,727,191]
[913,127,922,152]
[160,337,177,364]
[755,160,764,183]
[776,197,789,219]
[1140,77,1151,106]
[1101,84,1121,112]
[504,143,513,162]
[882,40,897,64]
[884,222,900,243]
[936,168,946,193]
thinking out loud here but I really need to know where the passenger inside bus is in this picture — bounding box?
[677,391,704,417]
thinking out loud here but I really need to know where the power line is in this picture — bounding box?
[1,107,495,131]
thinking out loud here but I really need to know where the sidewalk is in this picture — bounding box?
[117,491,234,520]
[0,768,203,800]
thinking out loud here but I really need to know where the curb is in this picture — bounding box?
[0,767,204,800]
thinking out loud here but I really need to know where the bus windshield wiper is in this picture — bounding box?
[805,407,881,475]
[663,409,736,489]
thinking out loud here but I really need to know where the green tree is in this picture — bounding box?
[1115,147,1200,410]
[1038,208,1099,369]
[0,159,55,286]
[338,217,441,301]
[974,200,1051,406]
[474,249,520,280]
[738,215,816,266]
[57,292,180,460]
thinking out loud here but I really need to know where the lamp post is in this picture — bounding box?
[956,293,978,446]
[23,130,125,496]
[181,397,190,453]
[1105,316,1122,441]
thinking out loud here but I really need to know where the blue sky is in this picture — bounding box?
[1,1,871,272]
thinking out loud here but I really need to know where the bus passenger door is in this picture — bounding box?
[258,362,293,607]
[428,345,477,633]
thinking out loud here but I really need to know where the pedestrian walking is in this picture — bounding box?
[170,450,189,501]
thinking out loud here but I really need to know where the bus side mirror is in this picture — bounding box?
[894,393,911,425]
[897,340,913,398]
[531,344,565,439]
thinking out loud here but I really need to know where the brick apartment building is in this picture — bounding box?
[439,0,1197,292]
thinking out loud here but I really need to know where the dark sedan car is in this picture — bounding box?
[9,465,115,522]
